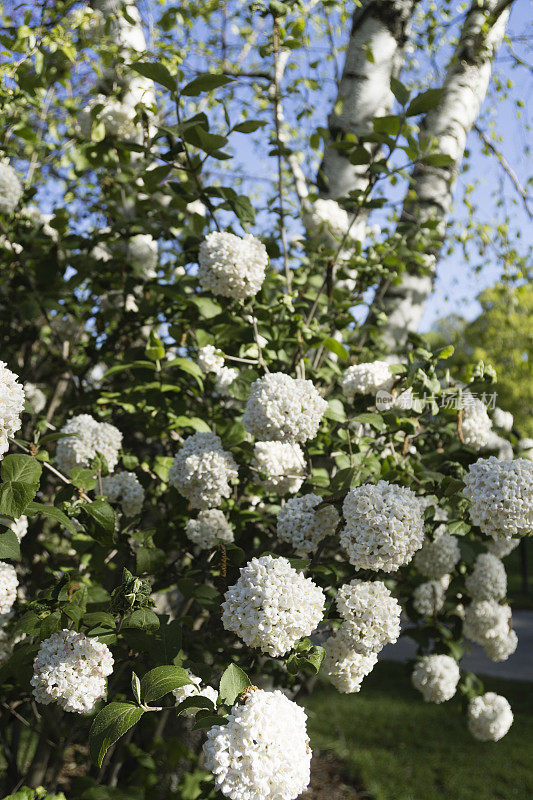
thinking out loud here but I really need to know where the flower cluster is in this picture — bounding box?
[204,688,311,800]
[56,414,122,473]
[463,457,533,539]
[413,577,448,617]
[168,432,238,509]
[467,692,513,741]
[492,407,513,432]
[335,579,401,655]
[304,198,351,245]
[483,629,518,662]
[197,345,237,395]
[1,515,28,542]
[411,655,460,703]
[461,395,493,450]
[322,627,378,693]
[198,231,268,300]
[101,471,144,517]
[185,509,234,549]
[243,373,327,443]
[24,382,46,414]
[127,234,158,279]
[413,530,460,579]
[340,481,424,571]
[276,494,339,555]
[173,671,218,716]
[341,361,393,401]
[463,598,517,661]
[221,555,325,657]
[0,562,18,614]
[486,537,520,559]
[79,94,138,140]
[0,162,22,214]
[465,553,507,601]
[0,361,25,457]
[31,630,113,713]
[252,442,306,495]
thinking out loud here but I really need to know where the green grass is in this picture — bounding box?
[304,660,533,800]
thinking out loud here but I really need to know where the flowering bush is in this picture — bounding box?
[0,2,528,797]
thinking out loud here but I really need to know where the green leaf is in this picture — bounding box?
[132,61,175,91]
[189,296,223,319]
[83,500,115,537]
[146,329,165,362]
[0,530,20,560]
[373,115,401,136]
[322,337,348,361]
[406,88,444,116]
[423,153,455,167]
[352,412,387,432]
[390,76,410,105]
[131,671,142,705]
[0,482,38,518]
[140,665,192,703]
[192,713,228,730]
[436,345,455,360]
[176,695,216,714]
[122,608,160,630]
[181,73,233,96]
[69,467,97,491]
[233,120,266,133]
[218,664,251,706]
[103,361,156,378]
[1,455,42,485]
[25,501,77,535]
[167,357,204,388]
[89,702,145,767]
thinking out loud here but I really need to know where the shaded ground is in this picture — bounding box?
[305,661,533,800]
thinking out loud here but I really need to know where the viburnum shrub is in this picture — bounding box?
[0,2,531,798]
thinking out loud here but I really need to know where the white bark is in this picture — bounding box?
[375,1,511,350]
[319,0,417,202]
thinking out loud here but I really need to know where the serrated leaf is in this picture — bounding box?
[0,530,20,560]
[1,454,42,484]
[0,482,38,518]
[218,664,251,706]
[181,73,233,96]
[132,61,175,91]
[83,500,115,536]
[89,703,145,767]
[140,665,191,703]
[406,88,444,116]
[25,501,77,535]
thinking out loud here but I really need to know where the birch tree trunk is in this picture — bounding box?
[318,0,417,220]
[372,0,512,351]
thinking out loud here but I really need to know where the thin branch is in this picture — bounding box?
[474,123,532,218]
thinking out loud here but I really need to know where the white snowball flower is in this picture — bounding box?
[340,481,425,572]
[0,162,22,214]
[341,361,393,401]
[168,432,238,509]
[221,555,325,657]
[243,373,327,443]
[413,579,448,616]
[304,198,351,246]
[519,438,533,461]
[486,538,520,559]
[24,383,46,414]
[185,509,234,549]
[204,688,311,800]
[0,562,18,614]
[215,366,238,395]
[463,457,533,540]
[198,345,224,375]
[492,407,513,432]
[252,441,306,495]
[461,394,493,450]
[463,599,512,645]
[465,553,507,601]
[0,361,25,458]
[411,655,460,703]
[31,630,113,713]
[276,494,339,556]
[468,692,513,741]
[198,231,268,300]
[322,625,378,693]
[127,234,158,279]
[173,671,218,716]
[483,628,518,662]
[56,414,122,473]
[186,199,207,216]
[78,94,138,140]
[101,471,144,516]
[335,579,401,655]
[413,530,461,579]
[0,515,28,542]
